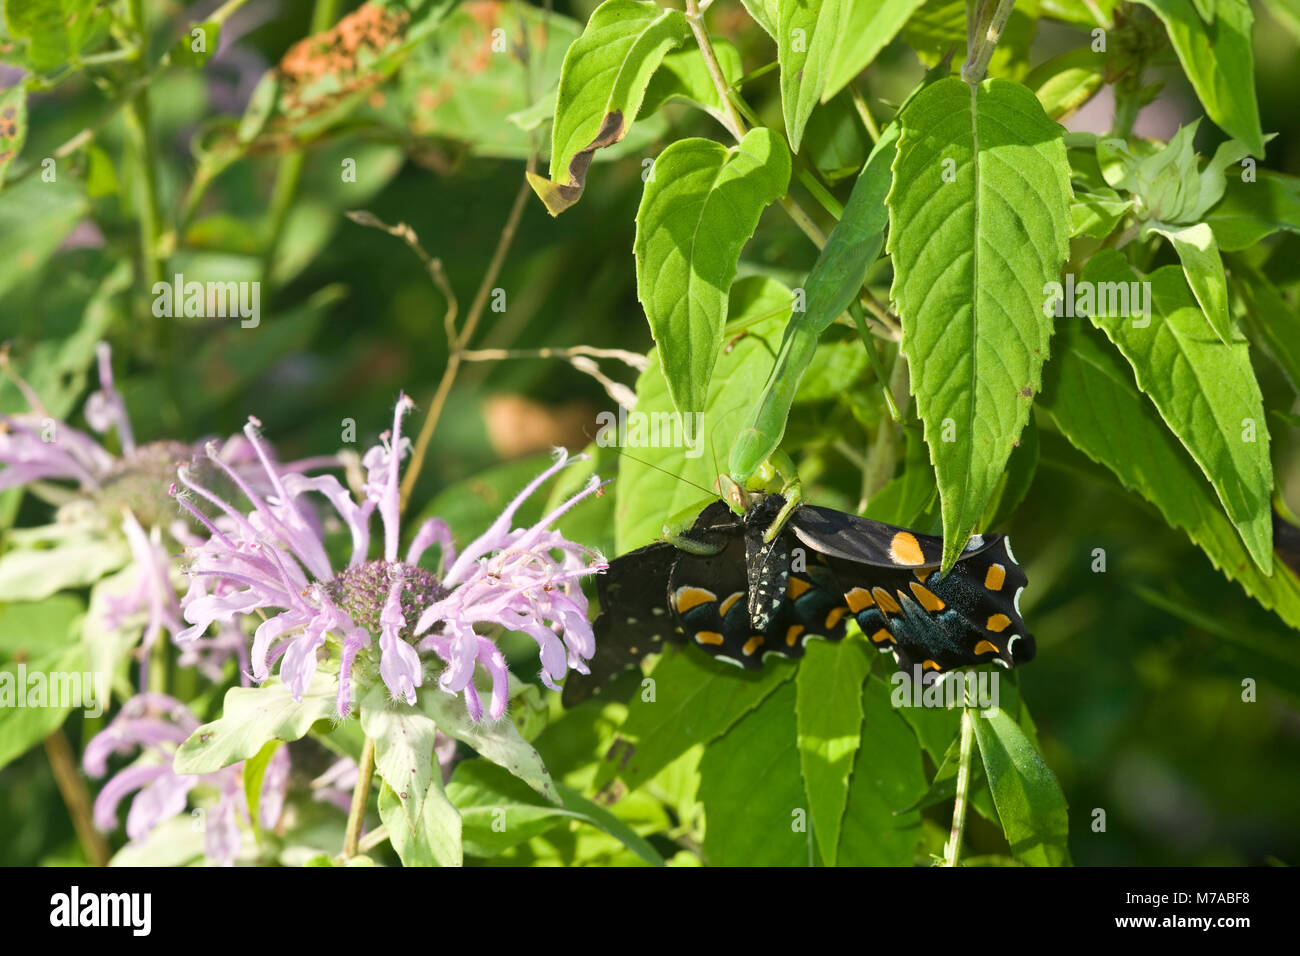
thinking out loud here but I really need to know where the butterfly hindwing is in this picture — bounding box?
[790,506,996,568]
[829,534,1035,680]
[561,540,681,708]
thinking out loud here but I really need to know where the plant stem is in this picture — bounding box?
[45,728,111,866]
[262,0,341,288]
[684,0,747,142]
[962,0,1018,86]
[342,735,376,859]
[849,84,881,143]
[122,0,163,294]
[944,706,976,866]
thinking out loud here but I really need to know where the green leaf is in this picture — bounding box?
[1231,259,1300,394]
[529,0,691,215]
[777,0,851,151]
[1039,322,1300,631]
[1026,48,1105,121]
[417,686,559,804]
[1080,252,1273,572]
[972,706,1070,866]
[0,642,84,770]
[174,676,338,774]
[981,416,1039,529]
[728,122,896,478]
[822,0,926,102]
[446,760,664,864]
[1144,221,1233,344]
[173,21,220,68]
[4,0,109,73]
[1070,189,1132,239]
[0,533,130,602]
[634,127,791,414]
[0,593,82,657]
[835,676,926,865]
[613,649,797,790]
[242,740,283,842]
[0,84,25,186]
[699,681,810,865]
[641,40,743,126]
[378,779,462,867]
[740,0,779,36]
[360,684,462,866]
[887,77,1072,570]
[617,278,791,552]
[1132,0,1265,156]
[795,637,872,867]
[0,176,89,303]
[1205,170,1300,252]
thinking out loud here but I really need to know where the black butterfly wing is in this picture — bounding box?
[561,540,681,708]
[829,534,1034,678]
[790,505,996,568]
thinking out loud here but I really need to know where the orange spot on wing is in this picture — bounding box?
[889,531,925,565]
[909,581,946,612]
[785,624,805,646]
[845,586,874,612]
[825,607,849,630]
[718,591,744,618]
[922,659,942,671]
[872,587,901,614]
[986,613,1011,633]
[742,636,764,656]
[786,577,812,599]
[870,628,896,645]
[674,587,716,614]
[695,631,724,645]
[974,640,1000,655]
[985,564,1006,591]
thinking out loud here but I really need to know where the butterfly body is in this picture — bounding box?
[563,493,1035,707]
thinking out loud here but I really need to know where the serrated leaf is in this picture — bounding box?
[887,76,1072,570]
[698,681,809,866]
[529,0,690,215]
[634,127,791,414]
[795,637,872,867]
[1040,322,1300,630]
[835,677,926,865]
[1231,259,1300,394]
[972,706,1070,866]
[1132,0,1265,156]
[1080,251,1272,571]
[777,0,851,151]
[174,676,338,774]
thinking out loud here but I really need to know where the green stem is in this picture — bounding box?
[962,0,1017,85]
[849,84,881,144]
[45,727,111,866]
[122,0,163,294]
[343,736,376,859]
[944,707,976,867]
[261,0,341,288]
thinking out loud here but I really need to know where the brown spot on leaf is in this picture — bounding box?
[1019,385,1033,397]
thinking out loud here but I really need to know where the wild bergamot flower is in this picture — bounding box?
[173,395,606,720]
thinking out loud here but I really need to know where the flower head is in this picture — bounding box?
[175,396,606,720]
[83,693,288,866]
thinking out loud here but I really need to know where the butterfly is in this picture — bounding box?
[562,493,1035,707]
